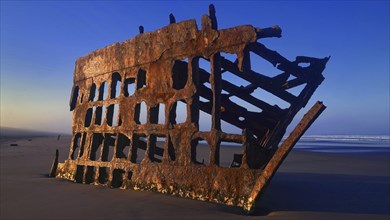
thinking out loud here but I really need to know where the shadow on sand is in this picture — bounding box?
[253,172,390,215]
[41,171,389,216]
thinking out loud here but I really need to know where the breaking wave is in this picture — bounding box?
[288,135,390,153]
[299,135,390,142]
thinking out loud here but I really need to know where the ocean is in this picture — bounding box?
[294,135,390,154]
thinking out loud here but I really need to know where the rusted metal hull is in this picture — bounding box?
[54,5,329,213]
[57,160,262,208]
[56,102,325,212]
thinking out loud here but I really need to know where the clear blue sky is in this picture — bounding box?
[1,1,389,135]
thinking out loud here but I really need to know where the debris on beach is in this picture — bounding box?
[10,143,18,146]
[52,5,328,213]
[49,149,59,177]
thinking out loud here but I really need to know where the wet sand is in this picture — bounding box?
[1,136,389,219]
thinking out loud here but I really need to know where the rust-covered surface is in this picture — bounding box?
[53,5,329,213]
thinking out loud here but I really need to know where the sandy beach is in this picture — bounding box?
[1,136,389,219]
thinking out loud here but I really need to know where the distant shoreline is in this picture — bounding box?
[1,126,387,139]
[0,127,70,138]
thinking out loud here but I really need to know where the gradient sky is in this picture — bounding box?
[1,1,389,135]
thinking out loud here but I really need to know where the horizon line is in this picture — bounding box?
[1,126,388,137]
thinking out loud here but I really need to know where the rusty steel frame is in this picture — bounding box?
[52,5,329,213]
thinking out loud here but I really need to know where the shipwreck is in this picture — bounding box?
[51,5,329,213]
